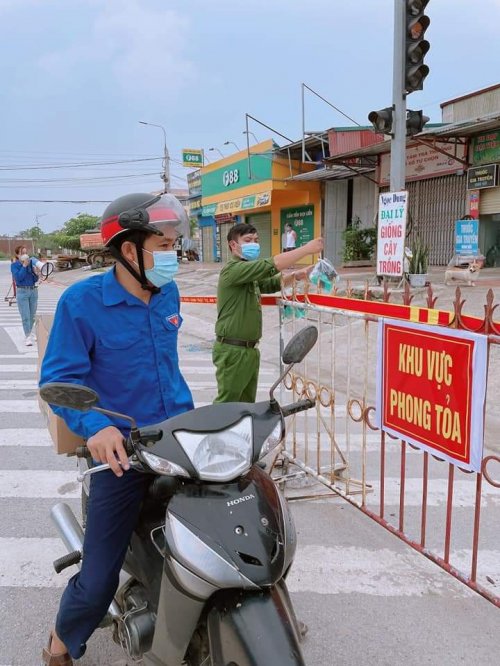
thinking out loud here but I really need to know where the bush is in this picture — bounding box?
[342,216,377,262]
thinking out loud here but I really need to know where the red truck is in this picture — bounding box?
[79,231,115,269]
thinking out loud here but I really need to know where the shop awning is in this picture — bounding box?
[417,111,500,139]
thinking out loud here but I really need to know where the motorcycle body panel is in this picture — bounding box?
[206,582,305,666]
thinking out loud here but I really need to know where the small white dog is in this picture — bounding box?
[444,260,480,287]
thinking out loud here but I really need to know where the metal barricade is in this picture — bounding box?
[278,280,500,608]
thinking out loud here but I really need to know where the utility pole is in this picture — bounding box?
[139,121,170,193]
[391,0,407,193]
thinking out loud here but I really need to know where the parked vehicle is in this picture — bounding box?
[40,326,318,666]
[80,231,116,269]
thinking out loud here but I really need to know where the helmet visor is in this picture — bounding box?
[145,194,190,239]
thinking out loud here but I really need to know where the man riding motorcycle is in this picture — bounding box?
[40,192,193,665]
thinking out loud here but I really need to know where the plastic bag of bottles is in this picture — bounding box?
[309,258,339,292]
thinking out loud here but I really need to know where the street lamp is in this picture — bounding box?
[139,121,170,193]
[243,130,259,144]
[209,147,225,159]
[224,140,241,152]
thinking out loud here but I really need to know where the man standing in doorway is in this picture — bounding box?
[213,222,323,403]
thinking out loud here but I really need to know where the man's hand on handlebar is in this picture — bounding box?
[86,426,130,477]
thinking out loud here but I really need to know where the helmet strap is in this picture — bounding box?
[108,242,160,294]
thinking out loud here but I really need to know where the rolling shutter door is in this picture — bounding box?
[390,174,467,266]
[201,227,214,263]
[219,222,233,263]
[479,186,500,215]
[245,213,272,258]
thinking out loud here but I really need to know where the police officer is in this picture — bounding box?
[40,193,193,665]
[213,222,323,403]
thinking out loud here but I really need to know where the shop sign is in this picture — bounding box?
[202,153,273,197]
[182,149,203,167]
[472,131,500,165]
[188,197,202,214]
[455,219,479,255]
[202,191,271,217]
[469,190,480,218]
[467,163,498,190]
[379,142,466,185]
[201,203,217,216]
[280,205,315,248]
[187,170,202,196]
[376,191,408,277]
[376,319,487,472]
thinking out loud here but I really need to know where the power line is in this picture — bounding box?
[0,157,164,171]
[0,199,112,203]
[0,171,161,184]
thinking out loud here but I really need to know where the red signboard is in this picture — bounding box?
[376,320,487,471]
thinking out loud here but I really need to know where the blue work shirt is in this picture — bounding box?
[40,268,194,439]
[11,259,39,287]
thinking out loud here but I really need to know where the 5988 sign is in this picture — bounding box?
[223,168,240,187]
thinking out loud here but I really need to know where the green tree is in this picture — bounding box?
[17,225,44,240]
[56,213,100,251]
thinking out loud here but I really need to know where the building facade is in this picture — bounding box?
[200,139,321,263]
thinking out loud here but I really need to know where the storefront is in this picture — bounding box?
[326,136,468,266]
[469,130,500,262]
[200,139,321,263]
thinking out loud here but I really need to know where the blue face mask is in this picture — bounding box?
[241,242,260,261]
[142,249,179,287]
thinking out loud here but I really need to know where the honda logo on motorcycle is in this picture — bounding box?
[227,494,255,507]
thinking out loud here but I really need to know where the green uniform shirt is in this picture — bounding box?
[215,257,281,342]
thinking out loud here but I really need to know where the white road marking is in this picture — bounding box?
[0,537,72,587]
[0,470,79,498]
[2,537,495,595]
[0,354,38,359]
[0,400,39,412]
[0,366,37,373]
[0,380,38,389]
[287,545,476,597]
[187,366,274,375]
[364,478,500,507]
[0,429,52,446]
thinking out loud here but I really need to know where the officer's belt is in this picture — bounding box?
[216,336,259,348]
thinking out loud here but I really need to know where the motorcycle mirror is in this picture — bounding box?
[282,326,318,365]
[39,382,99,411]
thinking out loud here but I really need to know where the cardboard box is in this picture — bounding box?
[37,314,85,455]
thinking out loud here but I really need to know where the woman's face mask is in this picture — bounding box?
[141,249,179,287]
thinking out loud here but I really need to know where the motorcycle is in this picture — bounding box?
[39,325,318,666]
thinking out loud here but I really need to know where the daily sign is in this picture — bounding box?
[376,191,408,277]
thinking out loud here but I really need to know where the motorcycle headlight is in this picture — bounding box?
[174,415,253,482]
[141,450,190,478]
[259,420,284,459]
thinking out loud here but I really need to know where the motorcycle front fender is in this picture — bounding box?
[207,581,305,666]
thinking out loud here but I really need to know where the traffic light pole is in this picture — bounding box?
[391,0,406,192]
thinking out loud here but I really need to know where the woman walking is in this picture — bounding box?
[11,245,39,346]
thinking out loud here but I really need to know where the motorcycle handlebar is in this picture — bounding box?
[280,398,316,418]
[75,437,134,459]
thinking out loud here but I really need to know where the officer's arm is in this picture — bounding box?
[220,258,279,287]
[40,296,113,439]
[258,275,282,294]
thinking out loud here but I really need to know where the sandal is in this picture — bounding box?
[41,632,73,666]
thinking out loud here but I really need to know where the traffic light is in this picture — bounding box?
[405,0,430,94]
[368,107,394,135]
[406,109,430,136]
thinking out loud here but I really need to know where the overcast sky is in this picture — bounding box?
[1,0,499,234]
